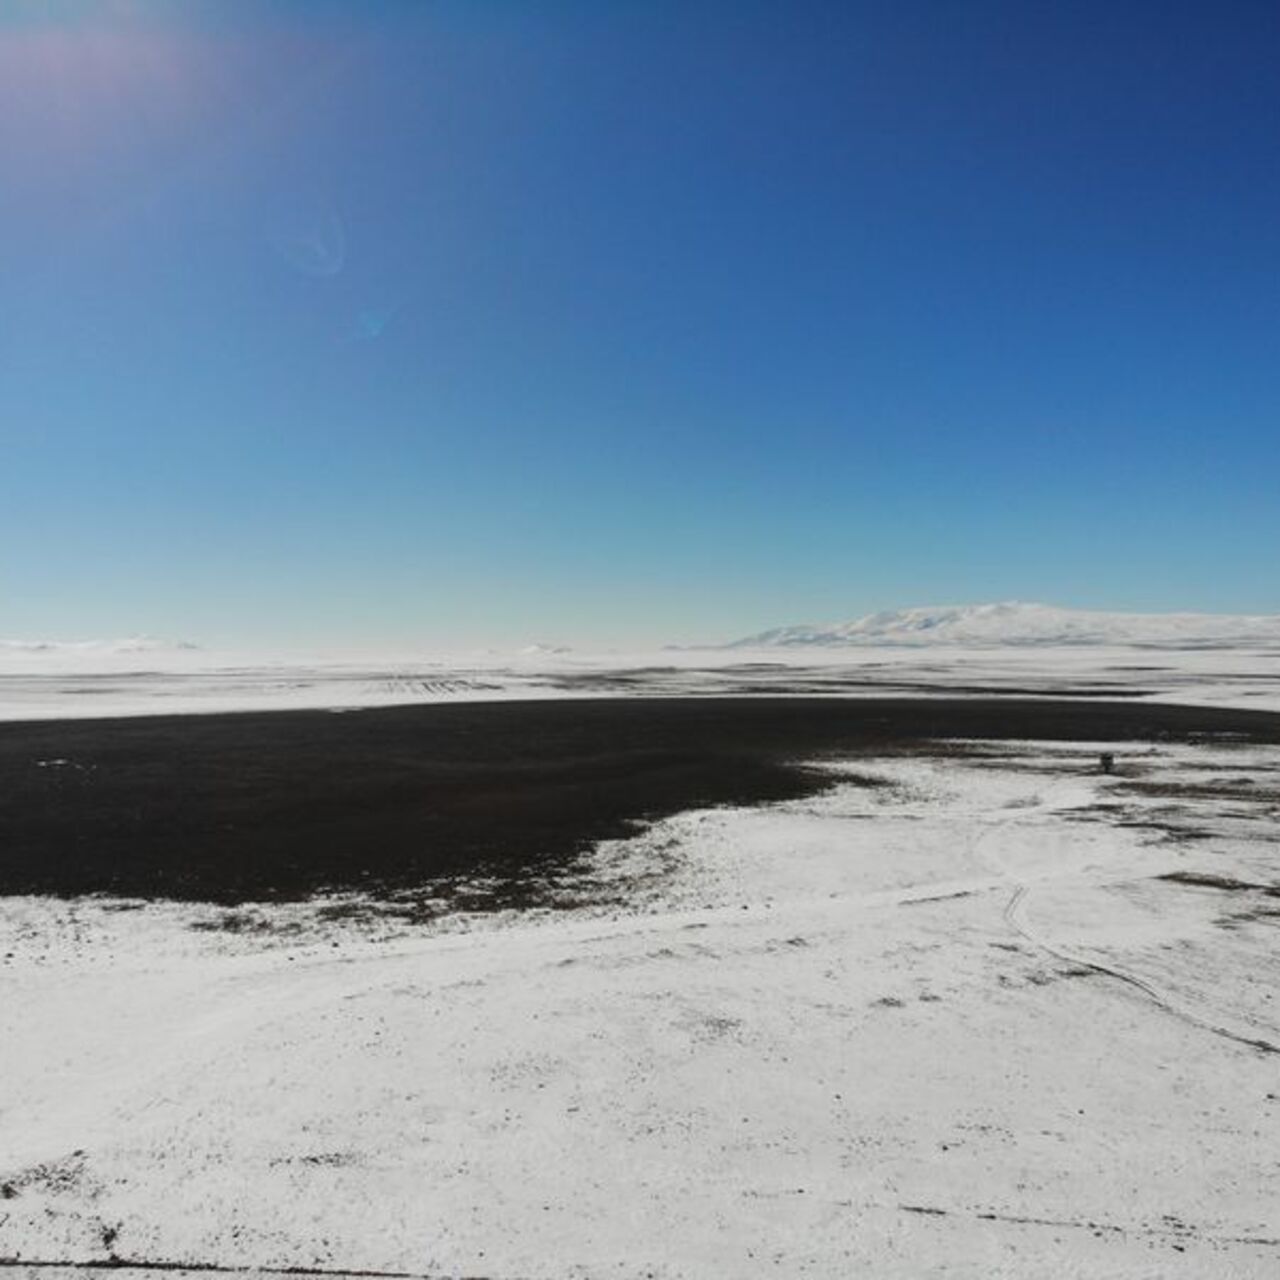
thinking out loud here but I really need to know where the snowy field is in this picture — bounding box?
[2,627,1279,1277]
[3,731,1278,1277]
[1,637,1279,720]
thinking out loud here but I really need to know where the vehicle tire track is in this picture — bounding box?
[981,806,1280,1056]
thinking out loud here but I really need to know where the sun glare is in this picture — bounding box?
[0,8,222,163]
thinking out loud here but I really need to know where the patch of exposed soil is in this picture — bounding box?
[1,697,1277,906]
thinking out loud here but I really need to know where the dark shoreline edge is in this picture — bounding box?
[2,697,1277,905]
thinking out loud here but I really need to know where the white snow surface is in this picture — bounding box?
[3,635,1280,718]
[3,741,1278,1276]
[733,601,1280,649]
[6,606,1280,722]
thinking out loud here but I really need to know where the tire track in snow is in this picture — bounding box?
[1001,881,1278,1055]
[897,1202,1280,1251]
[0,1260,491,1279]
[969,777,1280,1057]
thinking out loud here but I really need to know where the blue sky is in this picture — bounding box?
[3,1,1278,648]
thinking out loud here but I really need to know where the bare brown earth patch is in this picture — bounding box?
[1,697,1277,910]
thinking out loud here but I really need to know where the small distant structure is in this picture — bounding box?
[1099,752,1115,775]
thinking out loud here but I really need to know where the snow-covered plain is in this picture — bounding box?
[2,629,1280,719]
[3,739,1278,1277]
[3,615,1279,1276]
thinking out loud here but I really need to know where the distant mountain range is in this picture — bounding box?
[0,637,200,655]
[730,602,1280,649]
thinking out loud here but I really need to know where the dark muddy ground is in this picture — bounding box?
[2,697,1278,906]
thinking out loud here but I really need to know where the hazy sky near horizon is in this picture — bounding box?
[3,0,1278,649]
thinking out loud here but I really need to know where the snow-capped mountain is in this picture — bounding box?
[730,602,1280,649]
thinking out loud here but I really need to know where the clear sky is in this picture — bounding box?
[3,1,1278,649]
